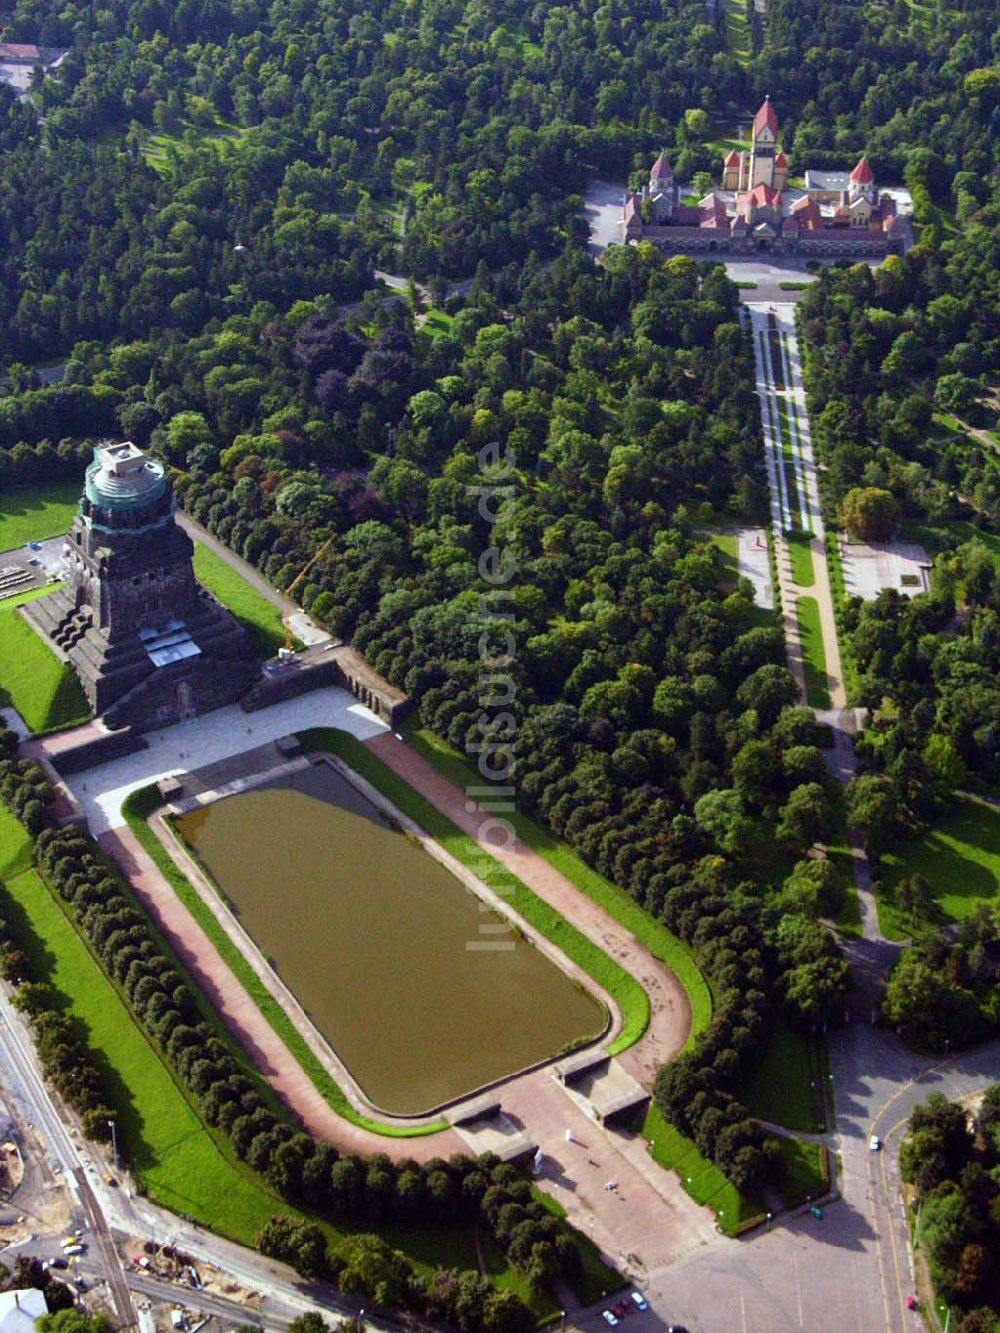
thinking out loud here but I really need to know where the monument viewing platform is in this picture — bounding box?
[23,441,258,730]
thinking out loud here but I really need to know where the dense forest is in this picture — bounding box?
[0,0,998,1253]
[0,0,993,355]
[795,167,1000,1060]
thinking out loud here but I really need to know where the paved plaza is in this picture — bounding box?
[840,539,931,600]
[736,526,774,609]
[30,683,388,833]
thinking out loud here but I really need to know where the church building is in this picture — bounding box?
[624,97,905,256]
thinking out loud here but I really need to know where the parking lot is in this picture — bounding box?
[0,534,68,599]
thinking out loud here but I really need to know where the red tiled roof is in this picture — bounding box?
[724,148,742,166]
[774,150,788,167]
[753,96,778,137]
[0,43,41,58]
[745,182,779,205]
[850,156,874,183]
[789,196,822,229]
[650,151,673,178]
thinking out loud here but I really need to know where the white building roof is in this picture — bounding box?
[0,1288,48,1333]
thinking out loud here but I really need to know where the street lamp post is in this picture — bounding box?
[107,1118,118,1169]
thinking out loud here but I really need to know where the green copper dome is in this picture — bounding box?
[85,442,167,510]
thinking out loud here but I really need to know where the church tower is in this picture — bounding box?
[748,96,779,190]
[24,441,257,728]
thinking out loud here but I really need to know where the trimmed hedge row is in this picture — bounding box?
[0,881,115,1141]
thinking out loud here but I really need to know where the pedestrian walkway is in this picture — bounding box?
[747,303,888,947]
[747,302,844,708]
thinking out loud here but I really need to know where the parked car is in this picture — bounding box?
[601,1312,619,1327]
[62,1244,85,1256]
[630,1293,648,1311]
[869,1134,882,1151]
[49,1258,68,1270]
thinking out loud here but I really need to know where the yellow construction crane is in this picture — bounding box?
[281,536,333,654]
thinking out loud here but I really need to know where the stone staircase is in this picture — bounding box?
[51,605,93,651]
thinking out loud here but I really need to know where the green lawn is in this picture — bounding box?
[709,531,739,583]
[877,794,1000,937]
[191,545,290,658]
[827,846,863,939]
[301,728,658,1055]
[742,1021,824,1133]
[720,0,750,62]
[123,785,447,1138]
[399,724,712,1047]
[639,1104,763,1235]
[787,532,814,587]
[796,596,831,709]
[0,588,89,733]
[0,481,79,550]
[0,804,33,880]
[775,1136,828,1210]
[140,118,249,174]
[417,307,454,341]
[3,865,284,1238]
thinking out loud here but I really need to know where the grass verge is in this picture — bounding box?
[742,1021,825,1133]
[795,595,831,709]
[191,545,290,659]
[787,532,814,587]
[0,588,89,733]
[825,846,862,938]
[122,785,446,1137]
[639,1104,763,1236]
[301,728,659,1054]
[775,1136,828,1210]
[0,804,33,880]
[397,724,711,1047]
[823,530,860,704]
[3,865,287,1238]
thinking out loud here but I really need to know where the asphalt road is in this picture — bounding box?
[175,511,282,610]
[603,1024,1000,1333]
[0,985,137,1326]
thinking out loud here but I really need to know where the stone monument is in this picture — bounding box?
[25,442,258,730]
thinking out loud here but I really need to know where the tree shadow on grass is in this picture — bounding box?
[0,876,152,1171]
[883,799,1000,914]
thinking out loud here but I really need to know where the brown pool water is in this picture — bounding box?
[175,763,605,1115]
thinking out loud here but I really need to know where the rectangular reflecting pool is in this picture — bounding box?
[175,762,605,1115]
